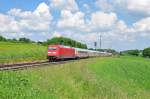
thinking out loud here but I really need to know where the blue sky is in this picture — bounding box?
[0,0,150,51]
[0,0,45,12]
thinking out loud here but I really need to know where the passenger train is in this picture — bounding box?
[47,45,112,61]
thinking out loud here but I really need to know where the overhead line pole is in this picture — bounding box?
[99,33,102,49]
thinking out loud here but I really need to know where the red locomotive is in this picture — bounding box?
[47,45,76,61]
[47,45,112,61]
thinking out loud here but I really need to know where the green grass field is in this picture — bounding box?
[0,56,150,99]
[0,42,47,64]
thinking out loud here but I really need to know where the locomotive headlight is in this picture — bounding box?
[48,52,51,53]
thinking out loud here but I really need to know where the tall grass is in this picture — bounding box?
[88,56,150,98]
[0,42,47,64]
[0,56,150,99]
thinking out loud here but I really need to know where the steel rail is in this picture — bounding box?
[0,60,75,70]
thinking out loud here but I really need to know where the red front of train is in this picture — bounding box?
[47,45,75,61]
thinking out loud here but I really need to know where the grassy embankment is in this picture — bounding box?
[0,42,47,64]
[0,56,150,99]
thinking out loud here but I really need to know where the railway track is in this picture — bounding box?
[0,60,75,70]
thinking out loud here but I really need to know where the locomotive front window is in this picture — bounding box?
[48,47,57,50]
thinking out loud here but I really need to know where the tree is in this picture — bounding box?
[45,37,87,49]
[128,50,140,56]
[143,47,150,58]
[0,35,7,41]
[0,35,35,43]
[7,38,18,42]
[121,50,140,56]
[19,38,31,43]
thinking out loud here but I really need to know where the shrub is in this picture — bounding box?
[0,35,7,41]
[19,38,32,43]
[143,47,150,58]
[121,50,140,56]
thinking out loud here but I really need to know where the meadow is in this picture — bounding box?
[0,42,47,64]
[0,56,150,99]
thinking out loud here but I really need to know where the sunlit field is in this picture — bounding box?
[0,42,47,64]
[0,56,150,99]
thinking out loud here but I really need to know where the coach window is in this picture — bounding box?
[48,48,57,50]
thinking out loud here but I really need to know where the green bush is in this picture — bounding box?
[143,47,150,58]
[0,35,7,41]
[19,38,32,43]
[121,50,140,56]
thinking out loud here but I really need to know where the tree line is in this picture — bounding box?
[120,49,150,58]
[0,35,87,49]
[41,37,87,49]
[0,35,34,43]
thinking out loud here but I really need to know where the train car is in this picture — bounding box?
[74,48,102,58]
[47,45,75,61]
[88,50,100,57]
[75,48,89,58]
[99,52,112,56]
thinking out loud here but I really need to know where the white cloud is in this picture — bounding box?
[90,12,118,30]
[115,20,127,31]
[112,0,150,16]
[57,10,87,31]
[96,0,150,17]
[57,10,121,33]
[133,17,150,37]
[50,0,78,12]
[0,14,19,33]
[133,17,150,32]
[126,0,150,15]
[8,2,52,32]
